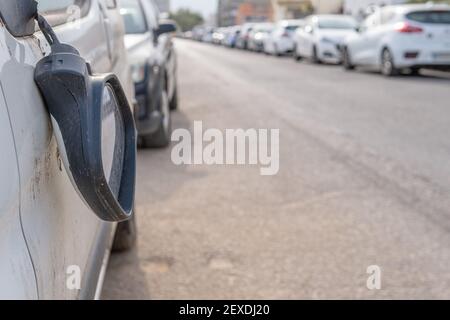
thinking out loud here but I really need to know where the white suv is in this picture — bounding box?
[0,0,136,299]
[342,4,450,76]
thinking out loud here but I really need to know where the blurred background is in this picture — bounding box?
[103,0,450,300]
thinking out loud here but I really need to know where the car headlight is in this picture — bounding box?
[131,63,146,83]
[321,37,335,44]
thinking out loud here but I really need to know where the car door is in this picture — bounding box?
[357,12,381,65]
[0,75,37,300]
[1,0,117,299]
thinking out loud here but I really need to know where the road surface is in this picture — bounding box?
[103,39,450,299]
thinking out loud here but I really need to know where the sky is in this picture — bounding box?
[171,0,218,18]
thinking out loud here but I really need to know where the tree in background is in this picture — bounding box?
[170,9,204,32]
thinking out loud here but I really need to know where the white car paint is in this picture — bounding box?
[294,15,358,64]
[343,4,450,72]
[264,20,304,56]
[0,0,133,299]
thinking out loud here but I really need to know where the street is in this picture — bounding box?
[103,39,450,299]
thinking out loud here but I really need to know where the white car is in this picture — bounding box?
[264,20,304,56]
[248,23,274,52]
[0,0,137,299]
[294,15,358,64]
[342,4,450,76]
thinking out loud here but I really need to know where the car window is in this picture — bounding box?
[406,10,450,24]
[317,17,357,30]
[119,0,148,34]
[37,0,91,26]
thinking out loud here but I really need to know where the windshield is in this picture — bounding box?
[407,10,450,24]
[285,25,301,32]
[318,17,357,29]
[119,0,148,34]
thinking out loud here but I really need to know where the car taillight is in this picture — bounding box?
[395,22,423,33]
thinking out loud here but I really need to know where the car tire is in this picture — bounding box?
[381,48,399,77]
[293,45,302,61]
[169,86,178,111]
[141,87,172,148]
[312,45,321,64]
[410,67,421,76]
[274,44,281,57]
[342,47,355,70]
[112,209,137,252]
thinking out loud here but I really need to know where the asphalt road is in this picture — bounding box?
[102,39,450,299]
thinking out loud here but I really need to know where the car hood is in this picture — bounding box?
[316,29,357,43]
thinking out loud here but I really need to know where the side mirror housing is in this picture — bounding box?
[156,20,178,38]
[34,16,136,222]
[0,0,37,37]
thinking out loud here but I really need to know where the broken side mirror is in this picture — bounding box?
[34,16,136,222]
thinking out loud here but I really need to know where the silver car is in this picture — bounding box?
[0,0,137,299]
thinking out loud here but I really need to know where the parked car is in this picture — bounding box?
[212,28,227,45]
[0,0,136,299]
[236,23,256,49]
[263,20,304,56]
[157,18,179,112]
[341,4,450,76]
[248,23,275,52]
[225,26,241,48]
[119,0,177,148]
[294,15,358,64]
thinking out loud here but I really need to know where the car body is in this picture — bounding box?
[224,26,241,48]
[248,23,275,52]
[263,20,304,56]
[212,28,227,45]
[342,4,450,75]
[294,15,358,64]
[0,0,135,299]
[119,0,176,148]
[236,23,256,49]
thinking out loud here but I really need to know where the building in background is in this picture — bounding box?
[271,0,344,21]
[344,0,406,19]
[153,0,171,13]
[218,0,244,27]
[311,0,344,14]
[272,1,311,20]
[236,0,273,24]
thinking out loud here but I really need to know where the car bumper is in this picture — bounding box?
[318,43,342,64]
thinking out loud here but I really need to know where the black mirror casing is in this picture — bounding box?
[0,0,37,37]
[34,43,136,222]
[156,20,177,38]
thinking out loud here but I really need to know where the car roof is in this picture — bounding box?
[279,19,304,26]
[387,3,450,14]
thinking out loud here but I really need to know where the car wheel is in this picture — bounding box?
[274,44,279,56]
[381,48,399,77]
[141,87,172,148]
[312,45,321,64]
[410,67,421,76]
[293,45,302,61]
[112,208,137,252]
[342,47,355,70]
[169,86,178,111]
